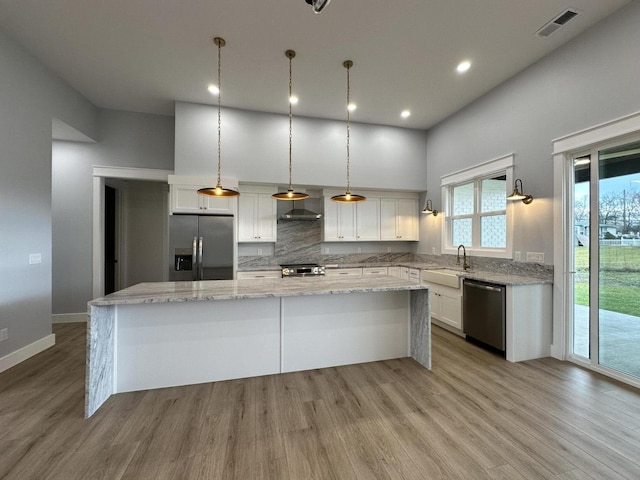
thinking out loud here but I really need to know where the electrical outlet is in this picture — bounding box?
[526,252,545,263]
[357,247,362,254]
[514,251,522,261]
[29,253,42,265]
[0,328,8,342]
[257,248,262,256]
[387,247,392,253]
[431,247,436,255]
[324,247,330,254]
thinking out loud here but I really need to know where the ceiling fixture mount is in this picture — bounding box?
[305,0,331,14]
[198,36,239,198]
[273,50,309,201]
[507,178,533,205]
[331,60,365,203]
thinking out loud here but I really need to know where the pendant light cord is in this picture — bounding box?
[216,37,223,187]
[345,62,351,193]
[288,53,293,190]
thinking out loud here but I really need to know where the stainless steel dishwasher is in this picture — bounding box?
[463,279,506,353]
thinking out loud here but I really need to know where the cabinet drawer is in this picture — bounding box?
[362,267,389,276]
[325,268,363,277]
[237,271,281,280]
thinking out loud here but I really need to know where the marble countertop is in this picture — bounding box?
[89,276,428,306]
[237,262,550,285]
[454,271,551,286]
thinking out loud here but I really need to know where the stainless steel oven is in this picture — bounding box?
[280,263,325,278]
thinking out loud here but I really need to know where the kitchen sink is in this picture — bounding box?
[421,269,462,288]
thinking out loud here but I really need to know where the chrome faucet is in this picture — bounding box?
[456,244,470,270]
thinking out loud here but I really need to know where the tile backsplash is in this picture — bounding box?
[238,218,552,280]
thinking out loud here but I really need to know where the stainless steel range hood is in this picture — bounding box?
[280,200,322,221]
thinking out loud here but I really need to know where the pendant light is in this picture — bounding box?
[198,37,240,198]
[273,50,309,201]
[331,60,366,203]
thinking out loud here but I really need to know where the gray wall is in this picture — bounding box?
[0,26,98,359]
[419,1,640,263]
[175,102,429,191]
[52,110,174,315]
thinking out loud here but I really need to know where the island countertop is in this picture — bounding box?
[88,276,429,306]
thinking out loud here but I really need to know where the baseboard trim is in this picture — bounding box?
[52,313,88,324]
[0,334,56,374]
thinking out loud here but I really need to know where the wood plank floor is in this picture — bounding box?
[2,323,640,479]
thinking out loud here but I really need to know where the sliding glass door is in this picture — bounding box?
[570,139,640,380]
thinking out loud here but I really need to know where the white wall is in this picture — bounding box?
[52,110,174,315]
[175,102,428,191]
[0,26,98,362]
[419,1,640,263]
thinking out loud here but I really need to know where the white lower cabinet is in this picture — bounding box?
[429,285,463,331]
[408,268,420,284]
[237,271,281,280]
[388,266,402,279]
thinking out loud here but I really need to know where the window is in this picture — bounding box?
[441,154,514,258]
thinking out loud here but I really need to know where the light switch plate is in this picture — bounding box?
[29,253,42,265]
[526,252,545,263]
[514,251,522,261]
[0,328,8,342]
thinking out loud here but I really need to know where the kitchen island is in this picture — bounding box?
[85,277,430,417]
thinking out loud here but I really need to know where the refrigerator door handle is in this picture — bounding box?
[192,236,198,281]
[198,236,204,280]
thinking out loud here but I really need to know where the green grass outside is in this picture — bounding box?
[573,245,640,317]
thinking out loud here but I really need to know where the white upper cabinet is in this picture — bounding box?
[380,198,419,241]
[323,198,357,241]
[171,184,234,214]
[168,175,238,215]
[238,192,277,242]
[355,198,380,241]
[323,191,419,242]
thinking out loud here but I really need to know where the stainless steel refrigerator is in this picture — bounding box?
[169,215,234,281]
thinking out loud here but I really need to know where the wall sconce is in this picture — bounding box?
[507,178,533,205]
[422,199,438,216]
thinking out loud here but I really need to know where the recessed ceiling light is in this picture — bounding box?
[347,102,357,112]
[456,61,471,73]
[289,95,299,105]
[208,84,219,95]
[401,110,411,118]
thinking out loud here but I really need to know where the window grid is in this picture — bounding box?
[447,174,507,250]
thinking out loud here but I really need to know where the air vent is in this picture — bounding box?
[536,8,581,38]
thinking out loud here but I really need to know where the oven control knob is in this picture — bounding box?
[283,268,290,276]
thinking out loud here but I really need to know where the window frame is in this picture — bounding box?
[441,154,515,259]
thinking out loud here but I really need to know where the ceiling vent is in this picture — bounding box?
[536,8,581,38]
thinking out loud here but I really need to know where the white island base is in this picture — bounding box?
[86,278,430,418]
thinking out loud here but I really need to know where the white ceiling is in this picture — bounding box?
[0,0,631,129]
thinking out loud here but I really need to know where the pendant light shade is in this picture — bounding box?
[273,50,309,201]
[198,36,239,198]
[331,60,366,203]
